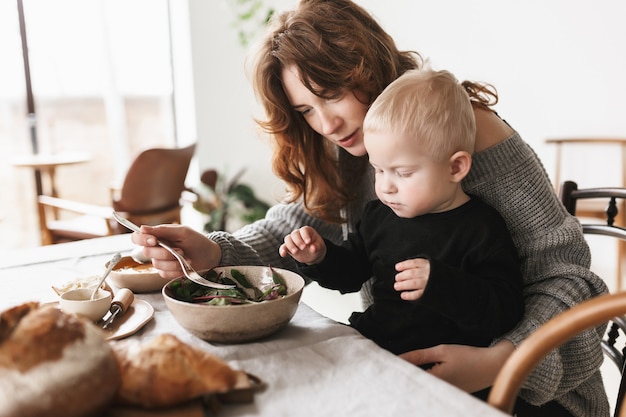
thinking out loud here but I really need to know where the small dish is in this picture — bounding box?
[107,256,166,293]
[51,275,112,296]
[59,288,112,322]
[45,298,155,341]
[103,299,155,341]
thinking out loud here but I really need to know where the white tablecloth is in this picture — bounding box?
[0,235,508,417]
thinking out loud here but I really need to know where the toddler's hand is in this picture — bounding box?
[394,257,430,300]
[279,226,326,265]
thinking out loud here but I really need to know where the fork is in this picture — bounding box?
[112,211,235,290]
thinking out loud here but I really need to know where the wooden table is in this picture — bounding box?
[12,151,91,245]
[12,151,91,199]
[0,234,509,417]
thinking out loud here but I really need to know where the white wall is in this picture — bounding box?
[186,0,290,204]
[187,0,626,202]
[363,0,626,187]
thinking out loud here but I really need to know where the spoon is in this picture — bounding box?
[90,252,122,300]
[130,245,151,264]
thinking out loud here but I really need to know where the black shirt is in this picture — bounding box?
[299,197,524,355]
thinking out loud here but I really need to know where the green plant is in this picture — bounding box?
[193,168,271,232]
[225,0,275,47]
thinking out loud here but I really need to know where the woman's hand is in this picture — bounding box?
[130,224,221,279]
[399,340,515,393]
[394,258,430,300]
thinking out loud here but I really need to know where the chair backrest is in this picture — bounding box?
[487,292,626,416]
[112,143,195,223]
[561,177,626,291]
[560,180,626,241]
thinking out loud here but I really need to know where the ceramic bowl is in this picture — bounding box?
[59,288,112,322]
[106,256,166,293]
[163,265,305,343]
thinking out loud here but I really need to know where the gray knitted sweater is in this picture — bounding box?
[209,131,610,416]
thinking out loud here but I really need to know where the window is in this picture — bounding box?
[1,0,185,248]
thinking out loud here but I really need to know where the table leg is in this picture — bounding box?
[43,167,60,219]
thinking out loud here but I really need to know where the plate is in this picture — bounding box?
[45,299,154,341]
[103,299,154,341]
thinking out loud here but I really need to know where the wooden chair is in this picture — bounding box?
[546,138,626,286]
[487,292,626,416]
[37,143,196,245]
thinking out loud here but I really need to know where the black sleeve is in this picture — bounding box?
[298,234,372,294]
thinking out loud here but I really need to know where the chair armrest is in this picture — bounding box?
[181,189,198,204]
[38,195,114,219]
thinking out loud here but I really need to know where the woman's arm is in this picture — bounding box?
[132,200,344,279]
[210,201,344,270]
[463,126,609,404]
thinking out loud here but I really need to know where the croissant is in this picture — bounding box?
[111,333,238,408]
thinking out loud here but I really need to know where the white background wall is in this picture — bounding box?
[186,0,626,204]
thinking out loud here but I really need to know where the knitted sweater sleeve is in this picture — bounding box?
[463,132,609,405]
[207,200,344,272]
[207,149,371,274]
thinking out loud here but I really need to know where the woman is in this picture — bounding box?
[132,1,609,416]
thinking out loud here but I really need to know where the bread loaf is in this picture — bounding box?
[0,302,121,417]
[111,333,238,407]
